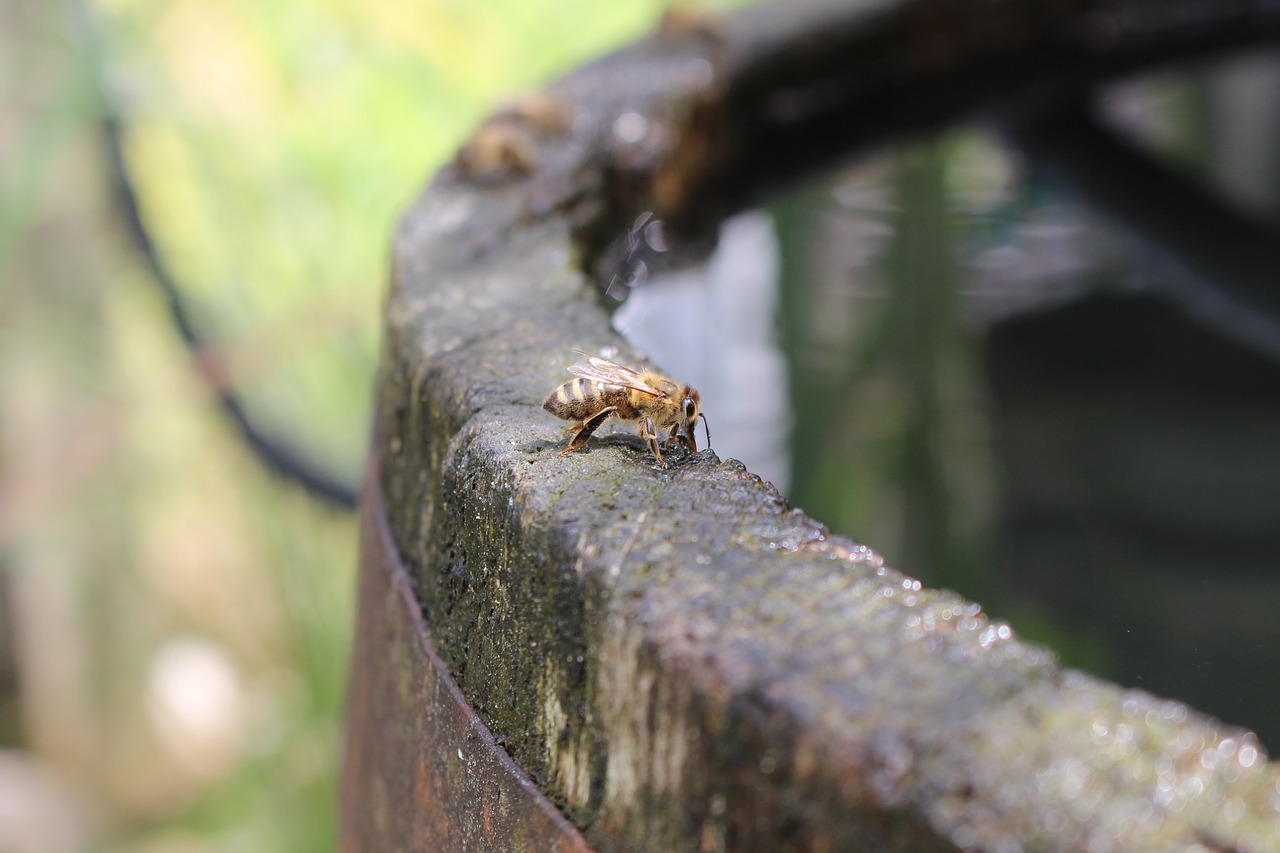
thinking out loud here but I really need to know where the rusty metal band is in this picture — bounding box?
[341,458,595,852]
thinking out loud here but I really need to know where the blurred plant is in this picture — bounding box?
[1,0,708,849]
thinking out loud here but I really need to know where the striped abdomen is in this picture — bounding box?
[542,379,632,422]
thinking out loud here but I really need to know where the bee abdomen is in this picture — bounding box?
[542,378,612,421]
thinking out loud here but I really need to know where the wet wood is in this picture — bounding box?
[343,0,1280,850]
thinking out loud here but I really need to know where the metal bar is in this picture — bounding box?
[341,460,595,852]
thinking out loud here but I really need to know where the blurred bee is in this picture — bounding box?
[455,122,536,183]
[455,91,571,184]
[657,5,726,43]
[543,350,710,467]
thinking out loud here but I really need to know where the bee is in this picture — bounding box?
[455,92,571,184]
[455,120,537,183]
[542,350,710,467]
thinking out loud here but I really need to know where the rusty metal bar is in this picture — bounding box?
[341,461,594,851]
[343,1,1280,850]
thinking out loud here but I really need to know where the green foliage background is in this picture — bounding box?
[0,1,721,849]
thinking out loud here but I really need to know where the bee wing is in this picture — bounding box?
[571,349,631,367]
[568,351,664,397]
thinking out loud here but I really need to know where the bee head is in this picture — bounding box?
[680,387,703,452]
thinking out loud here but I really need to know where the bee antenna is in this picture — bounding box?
[699,412,712,449]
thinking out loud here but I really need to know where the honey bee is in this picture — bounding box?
[455,91,571,184]
[455,120,537,183]
[542,350,710,467]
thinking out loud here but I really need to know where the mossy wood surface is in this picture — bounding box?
[349,1,1280,850]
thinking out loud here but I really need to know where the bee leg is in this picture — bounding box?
[559,407,616,457]
[639,417,666,467]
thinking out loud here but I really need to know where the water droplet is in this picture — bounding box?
[624,258,650,288]
[685,57,715,88]
[643,218,669,252]
[1058,758,1089,799]
[613,111,648,144]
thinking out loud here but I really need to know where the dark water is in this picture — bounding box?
[622,63,1280,751]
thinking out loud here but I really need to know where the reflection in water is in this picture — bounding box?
[617,74,1280,751]
[614,212,791,492]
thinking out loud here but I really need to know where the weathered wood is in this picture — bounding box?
[344,1,1280,850]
